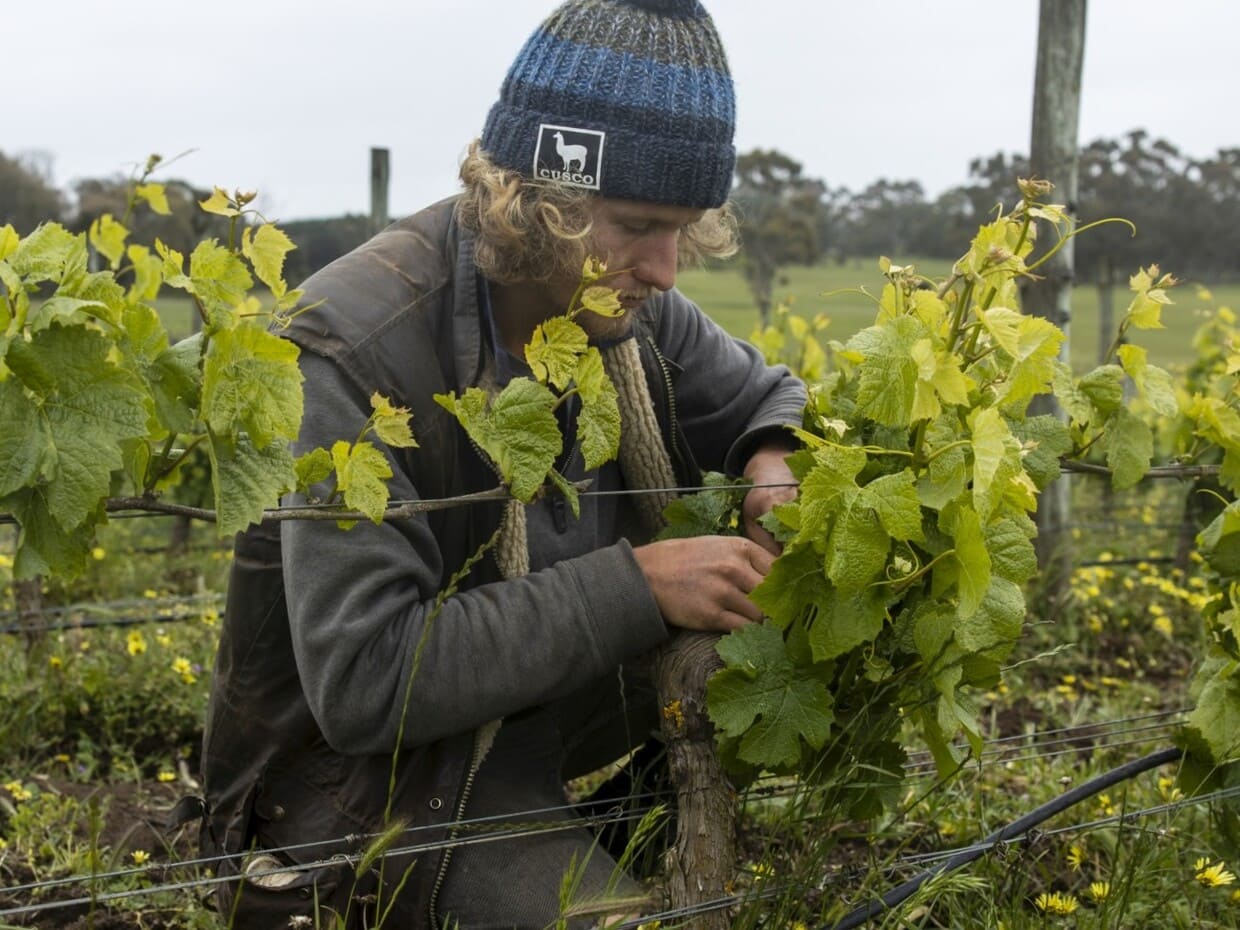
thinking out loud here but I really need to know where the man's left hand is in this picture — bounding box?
[741,440,799,555]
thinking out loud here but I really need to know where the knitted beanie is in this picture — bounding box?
[480,0,736,209]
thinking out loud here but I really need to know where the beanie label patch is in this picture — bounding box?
[533,124,604,191]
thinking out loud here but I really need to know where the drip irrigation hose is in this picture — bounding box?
[825,745,1184,930]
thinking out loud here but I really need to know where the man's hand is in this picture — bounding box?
[633,536,774,632]
[741,440,799,555]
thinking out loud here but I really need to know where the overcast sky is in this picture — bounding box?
[9,1,1236,222]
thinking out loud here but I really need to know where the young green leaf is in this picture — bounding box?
[369,393,417,449]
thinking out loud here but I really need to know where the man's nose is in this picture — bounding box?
[633,232,679,293]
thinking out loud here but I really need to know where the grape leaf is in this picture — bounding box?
[88,214,129,269]
[985,517,1038,584]
[573,347,620,470]
[241,224,296,297]
[2,486,97,580]
[134,182,171,216]
[8,223,80,284]
[0,378,54,496]
[1078,365,1125,418]
[1011,415,1072,490]
[369,393,417,449]
[859,470,924,542]
[825,498,889,594]
[806,584,888,661]
[969,407,1021,522]
[5,325,150,530]
[794,444,867,547]
[1117,344,1178,418]
[850,317,923,427]
[945,502,991,618]
[149,334,204,436]
[209,432,295,536]
[435,380,561,502]
[1100,406,1153,490]
[579,286,623,318]
[709,623,834,770]
[202,325,303,448]
[331,439,393,524]
[294,448,333,493]
[188,239,253,317]
[525,317,587,391]
[750,543,831,629]
[1186,662,1240,763]
[955,576,1025,658]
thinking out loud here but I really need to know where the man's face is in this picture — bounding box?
[560,197,706,340]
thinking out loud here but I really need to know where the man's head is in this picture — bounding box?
[457,0,739,308]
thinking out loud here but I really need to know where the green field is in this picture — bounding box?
[678,259,1238,372]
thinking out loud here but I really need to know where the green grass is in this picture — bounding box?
[677,259,1240,372]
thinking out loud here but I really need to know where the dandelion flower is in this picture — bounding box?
[172,657,193,676]
[156,633,172,649]
[1034,891,1079,915]
[1097,794,1116,817]
[131,849,150,865]
[1066,844,1086,871]
[143,589,158,599]
[48,655,63,669]
[1089,881,1111,903]
[1195,858,1236,887]
[4,780,33,802]
[1153,616,1174,636]
[157,770,176,783]
[126,630,148,656]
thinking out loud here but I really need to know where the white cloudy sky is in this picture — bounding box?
[8,1,1235,221]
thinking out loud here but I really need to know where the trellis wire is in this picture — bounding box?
[0,716,1201,916]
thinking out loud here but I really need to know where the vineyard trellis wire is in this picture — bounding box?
[0,712,1200,920]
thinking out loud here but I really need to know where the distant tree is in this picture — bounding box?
[732,149,825,325]
[0,150,65,233]
[840,178,935,259]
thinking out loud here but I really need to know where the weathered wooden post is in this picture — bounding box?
[1025,0,1087,601]
[370,147,391,235]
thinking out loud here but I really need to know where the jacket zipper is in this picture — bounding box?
[644,335,692,484]
[426,726,492,929]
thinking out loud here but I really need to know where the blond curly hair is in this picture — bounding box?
[455,140,738,286]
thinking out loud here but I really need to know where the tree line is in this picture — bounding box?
[3,128,1236,312]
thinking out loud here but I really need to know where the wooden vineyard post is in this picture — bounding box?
[655,631,737,929]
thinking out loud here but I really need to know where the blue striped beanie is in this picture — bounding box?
[480,0,736,209]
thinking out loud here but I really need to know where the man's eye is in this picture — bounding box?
[623,223,652,235]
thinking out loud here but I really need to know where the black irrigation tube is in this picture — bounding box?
[824,745,1184,930]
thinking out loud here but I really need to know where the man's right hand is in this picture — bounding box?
[632,536,773,633]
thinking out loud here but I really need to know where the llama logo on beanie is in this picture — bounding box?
[533,124,605,191]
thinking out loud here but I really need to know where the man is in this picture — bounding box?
[199,0,806,926]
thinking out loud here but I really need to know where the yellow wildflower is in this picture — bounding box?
[1159,776,1184,803]
[143,589,158,599]
[54,754,70,763]
[202,607,219,626]
[1231,888,1240,904]
[91,546,106,560]
[1066,844,1086,871]
[1034,891,1079,915]
[1089,881,1111,903]
[750,862,774,883]
[1153,616,1174,637]
[1195,858,1237,887]
[126,630,148,656]
[4,781,33,803]
[0,837,7,850]
[157,770,177,783]
[1098,794,1116,817]
[172,657,192,676]
[156,633,172,649]
[48,655,63,670]
[131,849,150,866]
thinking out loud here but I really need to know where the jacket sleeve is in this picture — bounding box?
[280,351,669,755]
[652,289,807,474]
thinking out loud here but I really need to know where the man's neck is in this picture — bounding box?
[487,280,559,358]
